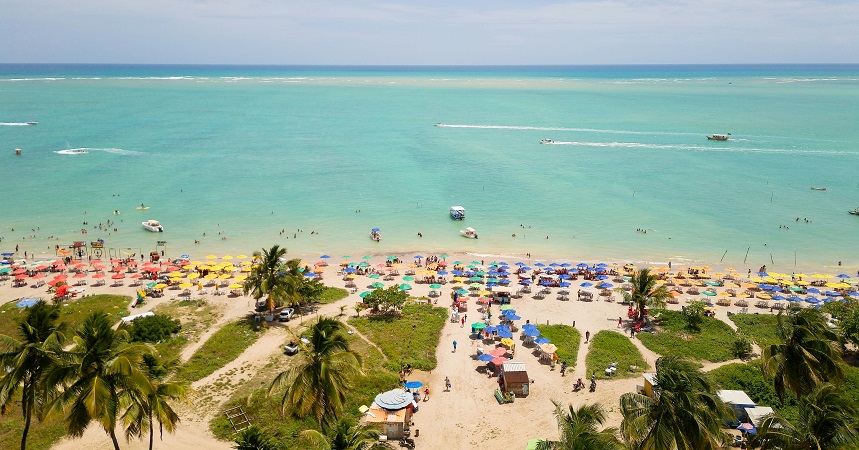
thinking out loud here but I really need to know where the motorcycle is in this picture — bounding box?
[400,437,416,449]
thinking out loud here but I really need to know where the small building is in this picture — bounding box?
[745,406,774,429]
[501,360,530,397]
[361,388,414,440]
[718,390,756,424]
[641,373,658,398]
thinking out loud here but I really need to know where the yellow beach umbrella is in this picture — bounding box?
[204,274,218,280]
[724,267,737,272]
[717,292,731,297]
[236,255,248,259]
[222,255,233,260]
[234,275,247,281]
[794,273,808,279]
[241,267,252,272]
[186,273,200,279]
[749,277,764,283]
[796,280,810,286]
[154,283,168,289]
[205,255,217,260]
[764,277,779,284]
[169,271,184,278]
[478,290,490,296]
[179,282,193,289]
[346,274,356,279]
[241,261,252,266]
[228,283,243,289]
[454,277,466,282]
[218,274,232,279]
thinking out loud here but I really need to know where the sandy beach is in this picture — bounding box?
[0,248,849,450]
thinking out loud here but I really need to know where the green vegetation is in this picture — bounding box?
[315,286,349,305]
[174,319,262,383]
[0,294,129,339]
[708,361,799,422]
[586,330,647,379]
[124,314,181,343]
[535,324,581,367]
[537,401,623,450]
[349,302,447,372]
[362,285,408,315]
[0,411,66,450]
[729,313,781,347]
[638,309,737,362]
[616,268,671,321]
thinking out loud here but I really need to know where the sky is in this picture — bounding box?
[2,0,858,65]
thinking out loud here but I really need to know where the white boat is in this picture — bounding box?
[450,206,465,220]
[460,227,478,239]
[540,139,554,144]
[26,121,38,126]
[706,133,730,141]
[142,220,164,232]
[55,149,88,155]
[370,227,381,241]
[810,187,827,191]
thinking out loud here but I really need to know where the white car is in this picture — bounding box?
[278,307,294,322]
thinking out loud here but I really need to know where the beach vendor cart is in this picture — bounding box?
[501,360,530,397]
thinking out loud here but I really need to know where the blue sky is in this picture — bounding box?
[2,0,858,64]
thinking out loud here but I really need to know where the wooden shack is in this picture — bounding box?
[501,361,530,397]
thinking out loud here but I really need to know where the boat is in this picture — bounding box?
[370,227,381,241]
[26,121,37,126]
[460,227,478,239]
[706,133,730,141]
[811,187,827,191]
[142,220,164,232]
[450,206,465,220]
[55,149,88,155]
[540,139,554,144]
[850,209,859,216]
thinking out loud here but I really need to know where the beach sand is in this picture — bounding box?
[0,250,807,449]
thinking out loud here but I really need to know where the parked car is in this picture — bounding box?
[284,341,299,355]
[278,307,294,322]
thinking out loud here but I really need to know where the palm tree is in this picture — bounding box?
[47,312,154,450]
[233,425,280,450]
[616,268,671,321]
[751,383,859,450]
[300,417,392,450]
[761,307,843,401]
[536,401,623,450]
[269,317,362,430]
[0,301,66,450]
[620,356,730,450]
[122,354,187,450]
[244,245,303,312]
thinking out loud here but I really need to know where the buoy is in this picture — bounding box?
[15,148,22,155]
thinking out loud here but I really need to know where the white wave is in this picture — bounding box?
[53,147,144,156]
[1,77,65,82]
[435,123,696,137]
[0,122,32,126]
[547,140,856,156]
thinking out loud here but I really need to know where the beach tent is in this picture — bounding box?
[744,406,775,428]
[501,360,530,397]
[718,390,756,424]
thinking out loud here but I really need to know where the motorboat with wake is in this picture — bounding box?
[540,139,554,144]
[450,206,465,220]
[706,133,730,141]
[849,209,859,216]
[460,227,478,239]
[370,228,382,241]
[810,187,827,191]
[142,220,164,232]
[55,149,88,155]
[26,121,38,126]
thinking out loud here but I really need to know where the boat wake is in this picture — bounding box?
[54,147,144,156]
[435,123,696,137]
[547,141,856,156]
[0,122,33,126]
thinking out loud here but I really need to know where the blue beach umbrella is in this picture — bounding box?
[404,381,423,389]
[520,266,532,272]
[598,283,614,289]
[825,291,841,297]
[534,262,545,267]
[519,280,532,285]
[502,309,517,316]
[806,287,820,294]
[559,282,571,287]
[414,255,424,259]
[558,274,571,279]
[561,263,571,267]
[505,314,521,321]
[534,337,551,344]
[806,297,820,304]
[541,281,553,286]
[597,275,609,280]
[849,291,859,297]
[497,330,513,339]
[478,353,494,362]
[484,325,497,334]
[180,254,191,259]
[581,282,594,287]
[320,255,331,259]
[304,272,315,277]
[757,271,769,277]
[549,263,559,267]
[524,328,540,337]
[515,262,526,266]
[771,295,787,301]
[344,267,356,273]
[789,295,804,302]
[837,274,851,279]
[577,263,588,268]
[437,270,449,275]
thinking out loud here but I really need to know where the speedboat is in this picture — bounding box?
[450,206,465,220]
[142,220,164,232]
[810,187,827,191]
[460,227,478,239]
[370,227,382,241]
[55,149,88,155]
[26,121,38,126]
[849,209,859,216]
[706,133,730,141]
[540,139,554,144]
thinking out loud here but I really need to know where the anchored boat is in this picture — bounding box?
[450,206,465,220]
[706,133,730,141]
[460,227,478,239]
[370,227,382,241]
[142,220,164,232]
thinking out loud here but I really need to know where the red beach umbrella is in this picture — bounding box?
[111,266,123,272]
[54,274,68,281]
[489,347,508,357]
[13,268,27,275]
[90,260,103,265]
[48,279,61,287]
[32,273,46,279]
[36,265,49,271]
[130,273,142,279]
[73,273,87,278]
[92,273,105,279]
[491,357,506,366]
[56,284,69,297]
[112,273,125,280]
[14,274,29,280]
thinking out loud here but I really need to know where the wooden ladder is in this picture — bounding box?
[224,406,251,433]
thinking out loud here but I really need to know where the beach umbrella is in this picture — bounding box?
[520,266,532,272]
[404,381,423,389]
[504,314,521,321]
[825,291,841,297]
[519,279,532,285]
[402,276,415,281]
[374,389,414,410]
[806,287,821,294]
[806,297,821,304]
[484,325,496,334]
[437,270,449,275]
[597,283,614,289]
[371,282,385,289]
[524,328,540,337]
[179,282,193,289]
[228,283,242,289]
[539,343,558,354]
[111,273,125,279]
[702,290,716,296]
[497,330,513,339]
[491,357,506,366]
[456,289,468,295]
[559,282,571,288]
[399,284,412,291]
[359,291,373,298]
[414,255,424,259]
[581,282,593,287]
[478,353,494,362]
[489,347,508,357]
[429,283,442,289]
[469,282,481,288]
[534,337,551,344]
[471,322,486,330]
[477,297,491,304]
[499,305,514,311]
[304,272,315,278]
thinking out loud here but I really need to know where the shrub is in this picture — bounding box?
[126,314,181,343]
[732,334,753,359]
[682,300,706,331]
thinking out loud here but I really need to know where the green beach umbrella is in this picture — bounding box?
[342,255,351,259]
[368,273,380,279]
[429,283,442,289]
[372,282,385,289]
[439,253,448,259]
[470,260,481,265]
[469,282,482,288]
[359,291,373,298]
[362,255,372,260]
[471,322,486,329]
[787,285,803,292]
[453,261,463,265]
[476,270,487,276]
[488,261,499,266]
[499,304,514,311]
[470,276,483,282]
[146,282,156,288]
[703,290,716,296]
[399,284,412,291]
[456,289,468,295]
[402,276,415,281]
[387,255,398,261]
[359,262,370,267]
[348,262,357,266]
[488,277,499,283]
[705,281,721,286]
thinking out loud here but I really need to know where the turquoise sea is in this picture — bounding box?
[2,64,858,271]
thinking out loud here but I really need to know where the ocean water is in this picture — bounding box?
[1,64,858,271]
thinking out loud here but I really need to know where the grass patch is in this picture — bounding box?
[0,396,66,450]
[211,320,399,448]
[174,318,262,383]
[349,302,448,372]
[586,330,648,380]
[149,300,221,362]
[638,310,737,362]
[535,324,580,368]
[0,294,130,339]
[729,313,781,348]
[316,286,349,305]
[708,361,799,422]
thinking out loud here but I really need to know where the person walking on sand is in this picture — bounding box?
[461,317,465,328]
[453,340,457,352]
[445,377,451,392]
[585,330,590,343]
[618,317,623,328]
